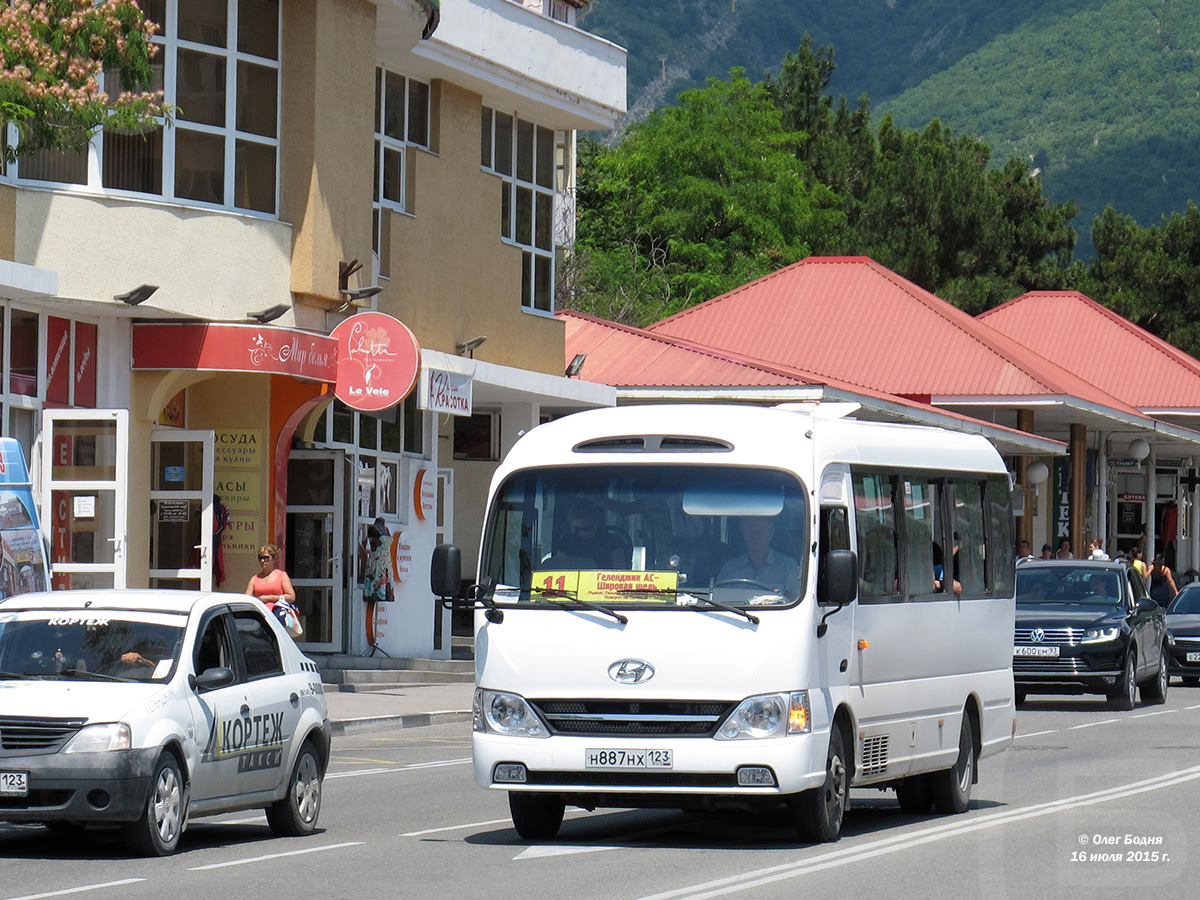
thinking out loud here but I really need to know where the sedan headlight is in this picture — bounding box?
[474,689,548,738]
[717,692,811,740]
[64,723,132,753]
[1081,626,1121,643]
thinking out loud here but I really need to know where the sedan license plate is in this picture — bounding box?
[1187,652,1200,663]
[0,771,28,797]
[1014,645,1060,658]
[586,749,673,769]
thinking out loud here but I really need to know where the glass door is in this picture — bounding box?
[149,429,215,590]
[41,409,129,590]
[286,449,345,651]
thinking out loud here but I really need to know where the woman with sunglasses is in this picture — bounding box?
[245,544,296,613]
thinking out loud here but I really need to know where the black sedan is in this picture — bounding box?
[1166,583,1200,684]
[1014,560,1169,709]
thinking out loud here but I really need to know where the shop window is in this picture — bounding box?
[454,412,498,461]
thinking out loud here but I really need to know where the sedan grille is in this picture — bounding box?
[529,699,734,737]
[1014,627,1079,645]
[1014,653,1120,674]
[0,716,87,755]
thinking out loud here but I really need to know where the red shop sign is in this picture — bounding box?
[330,313,421,412]
[132,323,338,382]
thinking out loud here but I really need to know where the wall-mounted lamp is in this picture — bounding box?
[114,284,159,306]
[343,286,383,303]
[566,353,586,377]
[247,304,290,324]
[456,335,487,357]
[1128,438,1151,461]
[1025,461,1049,485]
[338,258,363,291]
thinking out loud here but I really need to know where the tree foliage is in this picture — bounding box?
[0,0,166,161]
[570,69,844,323]
[570,41,1078,325]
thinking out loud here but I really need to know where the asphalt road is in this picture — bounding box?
[4,686,1199,900]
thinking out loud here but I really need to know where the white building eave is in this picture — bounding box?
[422,349,615,408]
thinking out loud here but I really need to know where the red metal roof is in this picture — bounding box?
[644,257,1140,412]
[979,291,1200,411]
[559,310,825,387]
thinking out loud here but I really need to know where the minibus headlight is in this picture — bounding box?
[474,688,549,738]
[717,692,810,740]
[65,723,132,753]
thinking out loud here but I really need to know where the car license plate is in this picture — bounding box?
[1187,652,1200,663]
[585,749,673,769]
[0,771,28,797]
[1014,645,1060,658]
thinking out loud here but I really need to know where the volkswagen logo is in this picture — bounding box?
[608,659,654,684]
[1031,628,1045,643]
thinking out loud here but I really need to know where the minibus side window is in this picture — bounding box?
[853,472,900,601]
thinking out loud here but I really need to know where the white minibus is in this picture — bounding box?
[432,403,1016,841]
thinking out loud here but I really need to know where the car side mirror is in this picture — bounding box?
[1137,597,1158,612]
[431,544,463,598]
[817,549,857,637]
[190,666,235,692]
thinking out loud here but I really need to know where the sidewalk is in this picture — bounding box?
[324,681,475,736]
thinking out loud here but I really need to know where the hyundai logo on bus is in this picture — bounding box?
[609,659,655,684]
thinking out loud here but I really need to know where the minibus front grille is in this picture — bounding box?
[530,699,734,737]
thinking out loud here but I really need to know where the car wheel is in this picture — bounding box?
[121,752,186,857]
[1108,648,1137,711]
[930,714,975,814]
[508,791,565,840]
[1139,645,1169,705]
[789,723,848,842]
[266,741,323,836]
[895,773,933,814]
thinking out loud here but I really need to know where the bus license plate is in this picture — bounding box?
[0,771,28,797]
[1187,652,1200,663]
[1014,645,1059,658]
[586,749,673,770]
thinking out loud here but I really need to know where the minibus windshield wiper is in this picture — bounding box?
[60,667,137,682]
[527,587,628,624]
[685,592,760,624]
[0,669,36,680]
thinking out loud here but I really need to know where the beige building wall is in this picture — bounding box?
[282,0,377,312]
[382,81,566,372]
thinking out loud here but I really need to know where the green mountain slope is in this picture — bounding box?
[877,0,1200,257]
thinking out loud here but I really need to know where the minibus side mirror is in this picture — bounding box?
[817,549,857,637]
[431,544,463,598]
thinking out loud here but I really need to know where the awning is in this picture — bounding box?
[133,323,337,383]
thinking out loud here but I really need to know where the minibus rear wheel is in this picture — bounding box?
[509,791,565,840]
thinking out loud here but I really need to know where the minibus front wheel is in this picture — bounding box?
[509,791,565,840]
[789,722,848,843]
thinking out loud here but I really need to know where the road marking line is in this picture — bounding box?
[402,817,514,837]
[1014,729,1059,738]
[326,757,471,779]
[3,879,146,900]
[1131,708,1178,718]
[187,841,364,870]
[1068,718,1120,729]
[631,764,1200,900]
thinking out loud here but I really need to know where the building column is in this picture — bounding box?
[1016,410,1035,550]
[1070,423,1087,558]
[1097,431,1109,552]
[1145,443,1157,564]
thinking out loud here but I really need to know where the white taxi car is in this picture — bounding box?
[0,590,331,856]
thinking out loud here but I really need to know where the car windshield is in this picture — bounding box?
[1169,589,1200,615]
[1016,566,1124,606]
[481,463,808,608]
[0,610,186,682]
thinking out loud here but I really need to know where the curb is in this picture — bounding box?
[330,709,472,736]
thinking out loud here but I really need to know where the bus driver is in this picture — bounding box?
[717,516,801,599]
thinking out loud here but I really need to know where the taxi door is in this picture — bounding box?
[226,606,303,795]
[185,608,250,802]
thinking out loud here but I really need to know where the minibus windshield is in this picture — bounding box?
[480,464,808,608]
